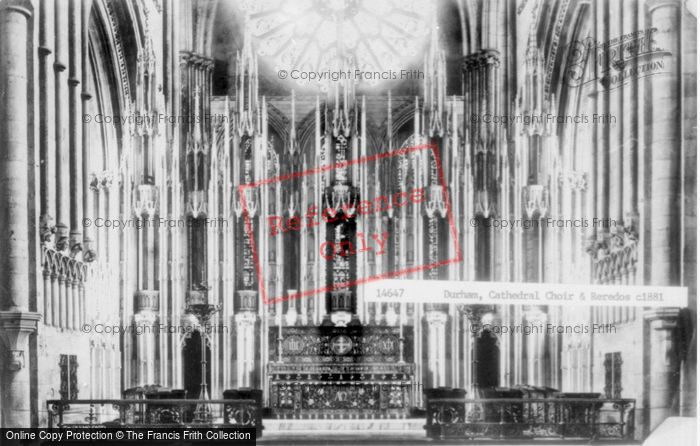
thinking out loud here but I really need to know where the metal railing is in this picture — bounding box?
[425,397,635,441]
[46,399,262,435]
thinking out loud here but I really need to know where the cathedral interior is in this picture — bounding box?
[0,0,697,441]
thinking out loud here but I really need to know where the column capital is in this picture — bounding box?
[0,311,41,371]
[40,214,57,243]
[0,0,33,18]
[647,0,681,13]
[234,312,257,326]
[98,170,115,190]
[458,304,492,326]
[134,289,160,313]
[425,309,448,326]
[133,312,157,325]
[524,305,548,321]
[644,307,681,327]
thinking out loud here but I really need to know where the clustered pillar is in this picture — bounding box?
[0,0,42,429]
[645,0,683,432]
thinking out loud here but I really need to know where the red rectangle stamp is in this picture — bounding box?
[238,142,461,305]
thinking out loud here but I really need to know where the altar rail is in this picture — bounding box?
[46,399,262,437]
[425,397,635,441]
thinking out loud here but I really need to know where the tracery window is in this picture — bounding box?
[239,0,432,88]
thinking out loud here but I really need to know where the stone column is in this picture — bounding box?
[594,0,610,237]
[68,0,83,254]
[622,0,639,226]
[98,174,112,261]
[235,314,256,388]
[99,343,106,398]
[414,302,424,407]
[46,241,58,330]
[81,0,95,260]
[131,182,160,384]
[648,0,681,286]
[425,307,448,388]
[547,308,560,388]
[235,290,257,388]
[111,345,120,398]
[39,0,56,243]
[644,309,680,430]
[70,277,78,330]
[42,268,51,326]
[133,290,159,385]
[54,0,70,250]
[89,340,95,398]
[584,90,598,269]
[499,305,512,387]
[450,304,459,388]
[608,0,623,225]
[513,306,524,384]
[0,0,31,312]
[464,312,479,395]
[524,306,547,386]
[0,0,41,428]
[645,1,682,431]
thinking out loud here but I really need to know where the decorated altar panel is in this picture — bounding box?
[269,326,413,363]
[267,326,415,418]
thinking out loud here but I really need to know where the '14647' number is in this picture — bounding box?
[375,288,404,299]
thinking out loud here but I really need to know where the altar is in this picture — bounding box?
[267,326,415,419]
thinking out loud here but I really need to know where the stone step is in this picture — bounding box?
[257,419,640,445]
[259,418,426,444]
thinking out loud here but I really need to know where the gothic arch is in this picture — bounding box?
[89,2,128,170]
[91,0,136,118]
